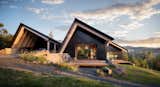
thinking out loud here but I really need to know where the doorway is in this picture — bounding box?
[75,44,96,59]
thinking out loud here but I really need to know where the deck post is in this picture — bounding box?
[106,41,110,61]
[47,40,50,52]
[54,43,56,52]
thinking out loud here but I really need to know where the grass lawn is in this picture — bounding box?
[112,65,160,86]
[0,68,113,87]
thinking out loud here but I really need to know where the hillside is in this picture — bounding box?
[110,65,160,87]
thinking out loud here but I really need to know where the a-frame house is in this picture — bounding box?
[60,18,127,60]
[12,23,61,52]
[12,18,127,61]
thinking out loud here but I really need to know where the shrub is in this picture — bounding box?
[129,57,149,68]
[149,55,160,71]
[19,52,48,64]
[57,63,79,72]
[96,69,105,77]
[96,66,112,77]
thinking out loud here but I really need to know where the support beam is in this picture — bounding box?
[47,41,50,52]
[54,43,56,52]
[22,31,30,48]
[12,27,25,48]
[106,41,110,60]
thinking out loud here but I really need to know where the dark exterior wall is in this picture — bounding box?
[64,27,107,60]
[16,29,60,52]
[50,42,61,52]
[108,44,123,59]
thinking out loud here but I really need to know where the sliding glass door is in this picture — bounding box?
[75,44,96,59]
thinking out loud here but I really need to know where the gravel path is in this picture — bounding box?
[0,55,150,87]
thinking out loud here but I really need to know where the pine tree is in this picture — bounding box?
[49,31,53,38]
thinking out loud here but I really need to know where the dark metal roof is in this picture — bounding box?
[12,23,61,46]
[110,41,128,52]
[74,18,114,40]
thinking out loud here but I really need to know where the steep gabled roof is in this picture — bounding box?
[74,19,114,40]
[60,18,114,53]
[12,23,61,47]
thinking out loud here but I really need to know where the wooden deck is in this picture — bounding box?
[111,59,134,65]
[68,60,108,67]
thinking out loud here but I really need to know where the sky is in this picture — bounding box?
[0,0,160,42]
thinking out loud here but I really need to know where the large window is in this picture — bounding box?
[107,52,118,60]
[76,44,96,59]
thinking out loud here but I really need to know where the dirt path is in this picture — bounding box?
[0,55,150,87]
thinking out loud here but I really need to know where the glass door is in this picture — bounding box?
[76,44,96,59]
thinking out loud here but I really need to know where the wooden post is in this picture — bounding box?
[47,40,50,52]
[54,43,56,52]
[106,41,110,60]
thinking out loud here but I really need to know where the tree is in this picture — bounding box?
[49,31,53,38]
[0,23,13,49]
[0,29,8,35]
[147,51,154,60]
[0,23,4,27]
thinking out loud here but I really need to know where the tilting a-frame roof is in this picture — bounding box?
[11,18,127,60]
[60,18,127,53]
[12,23,61,51]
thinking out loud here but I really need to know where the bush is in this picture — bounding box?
[57,63,79,72]
[149,55,160,71]
[0,29,13,49]
[96,69,105,77]
[129,57,149,68]
[96,66,112,77]
[19,52,48,64]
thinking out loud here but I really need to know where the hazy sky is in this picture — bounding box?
[0,0,160,41]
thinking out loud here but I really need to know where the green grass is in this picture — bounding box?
[19,52,48,64]
[0,68,113,87]
[57,63,79,72]
[112,65,160,86]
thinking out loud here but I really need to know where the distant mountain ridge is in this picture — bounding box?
[124,46,160,56]
[115,37,160,48]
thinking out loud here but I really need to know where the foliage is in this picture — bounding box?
[0,23,13,49]
[148,55,160,71]
[96,66,112,77]
[0,68,113,87]
[129,57,149,68]
[0,23,4,27]
[128,51,160,71]
[96,69,105,77]
[57,63,79,72]
[19,52,48,64]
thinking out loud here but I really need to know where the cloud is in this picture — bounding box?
[27,7,59,20]
[154,32,160,37]
[119,21,143,30]
[9,5,18,9]
[27,7,72,24]
[109,30,128,38]
[41,0,64,5]
[71,0,160,21]
[27,7,44,14]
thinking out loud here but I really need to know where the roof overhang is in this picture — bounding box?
[109,41,128,53]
